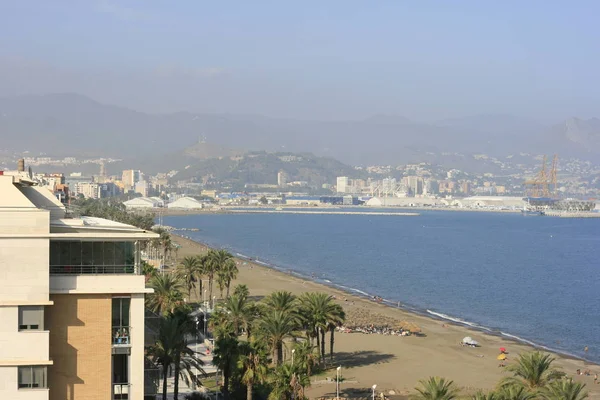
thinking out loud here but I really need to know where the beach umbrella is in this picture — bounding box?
[500,347,506,353]
[462,336,473,344]
[397,321,421,333]
[497,354,507,360]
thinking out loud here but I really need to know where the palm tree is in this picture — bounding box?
[233,284,250,301]
[472,391,497,400]
[177,256,202,300]
[293,340,319,376]
[222,294,256,338]
[147,312,205,400]
[327,303,345,361]
[256,310,296,366]
[415,377,461,400]
[153,227,173,267]
[268,364,310,400]
[205,249,235,300]
[217,259,239,298]
[500,352,565,392]
[146,273,185,315]
[263,291,298,314]
[212,335,241,400]
[238,341,270,400]
[495,386,537,400]
[299,292,341,363]
[540,378,588,400]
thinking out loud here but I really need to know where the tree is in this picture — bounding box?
[176,256,203,300]
[233,284,250,301]
[292,340,319,376]
[217,259,239,298]
[495,386,537,400]
[222,294,256,338]
[540,378,588,400]
[299,293,342,364]
[472,391,497,400]
[238,341,270,400]
[141,260,158,282]
[259,196,268,205]
[212,335,241,400]
[415,377,461,400]
[327,303,345,361]
[499,352,565,393]
[146,273,185,316]
[268,364,309,400]
[152,227,173,268]
[205,249,235,300]
[263,291,298,314]
[257,310,296,366]
[147,311,205,400]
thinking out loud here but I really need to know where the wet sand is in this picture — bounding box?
[172,234,600,399]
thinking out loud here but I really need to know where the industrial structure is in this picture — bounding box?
[523,154,558,198]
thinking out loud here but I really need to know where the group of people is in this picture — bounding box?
[576,369,598,384]
[113,328,129,344]
[337,324,412,336]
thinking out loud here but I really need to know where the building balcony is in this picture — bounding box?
[112,383,130,400]
[112,327,131,346]
[49,240,141,275]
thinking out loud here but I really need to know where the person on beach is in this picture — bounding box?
[594,373,597,384]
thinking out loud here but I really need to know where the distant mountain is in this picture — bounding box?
[1,93,598,164]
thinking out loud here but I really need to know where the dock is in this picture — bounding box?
[225,210,420,216]
[544,211,600,218]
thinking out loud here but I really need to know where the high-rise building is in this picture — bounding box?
[0,174,158,400]
[77,182,100,199]
[404,176,424,196]
[134,180,149,197]
[122,170,142,192]
[277,171,288,187]
[336,176,349,193]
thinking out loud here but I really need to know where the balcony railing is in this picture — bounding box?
[50,265,137,275]
[112,326,131,346]
[113,383,130,400]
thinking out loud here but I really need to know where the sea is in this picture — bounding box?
[163,209,600,363]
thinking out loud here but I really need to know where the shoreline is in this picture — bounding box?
[216,241,598,367]
[170,233,600,397]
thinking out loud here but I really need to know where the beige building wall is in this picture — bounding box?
[46,294,112,400]
[0,368,49,400]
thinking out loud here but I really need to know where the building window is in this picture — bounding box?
[18,306,44,331]
[18,366,47,389]
[112,298,131,345]
[49,241,136,274]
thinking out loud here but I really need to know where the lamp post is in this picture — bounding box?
[203,310,207,339]
[291,348,295,365]
[336,366,341,399]
[372,384,377,400]
[212,295,216,310]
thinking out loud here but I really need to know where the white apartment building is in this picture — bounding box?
[0,173,157,400]
[336,176,349,193]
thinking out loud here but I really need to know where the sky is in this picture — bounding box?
[0,1,598,122]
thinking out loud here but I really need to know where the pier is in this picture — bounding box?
[225,209,420,216]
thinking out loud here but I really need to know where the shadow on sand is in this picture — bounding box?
[318,387,410,400]
[332,350,396,368]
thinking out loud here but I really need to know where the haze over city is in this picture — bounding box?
[1,1,600,122]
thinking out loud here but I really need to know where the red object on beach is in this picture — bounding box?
[500,347,506,353]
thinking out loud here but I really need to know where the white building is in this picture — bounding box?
[167,197,204,209]
[0,173,157,400]
[336,176,349,193]
[123,197,160,209]
[277,171,288,187]
[77,182,100,199]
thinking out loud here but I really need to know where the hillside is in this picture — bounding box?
[1,93,599,164]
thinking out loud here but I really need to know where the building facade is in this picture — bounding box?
[0,174,157,400]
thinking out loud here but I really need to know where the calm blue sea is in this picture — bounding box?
[163,210,600,363]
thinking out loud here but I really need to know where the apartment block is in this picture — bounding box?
[0,173,157,400]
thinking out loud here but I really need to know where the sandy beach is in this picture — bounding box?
[171,234,600,399]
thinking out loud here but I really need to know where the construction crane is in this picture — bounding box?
[523,154,558,198]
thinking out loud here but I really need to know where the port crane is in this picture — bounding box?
[523,154,558,198]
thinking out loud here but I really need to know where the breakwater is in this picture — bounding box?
[225,209,420,216]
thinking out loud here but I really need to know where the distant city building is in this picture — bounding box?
[336,176,349,193]
[122,170,142,191]
[134,180,149,197]
[277,171,288,187]
[77,182,100,199]
[404,176,424,196]
[167,197,204,209]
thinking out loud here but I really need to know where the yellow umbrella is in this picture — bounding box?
[497,354,507,360]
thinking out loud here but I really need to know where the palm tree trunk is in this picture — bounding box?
[276,342,283,366]
[329,327,335,361]
[173,354,181,400]
[209,274,213,300]
[226,282,231,298]
[320,328,326,365]
[162,366,169,400]
[223,369,230,400]
[246,382,253,400]
[315,329,321,362]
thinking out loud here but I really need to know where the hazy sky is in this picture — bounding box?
[0,1,598,122]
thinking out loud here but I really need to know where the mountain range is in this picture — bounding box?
[1,93,598,164]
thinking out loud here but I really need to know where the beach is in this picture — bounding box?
[172,234,600,399]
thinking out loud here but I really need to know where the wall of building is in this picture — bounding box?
[130,294,145,400]
[0,238,50,304]
[46,294,112,400]
[0,367,49,400]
